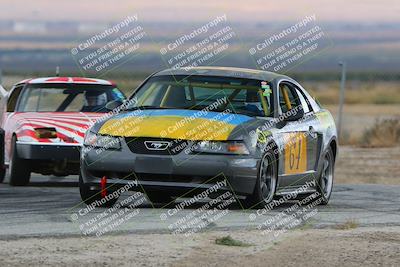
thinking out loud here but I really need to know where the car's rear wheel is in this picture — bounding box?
[244,149,277,208]
[145,191,173,204]
[9,136,31,186]
[316,147,334,205]
[79,174,119,207]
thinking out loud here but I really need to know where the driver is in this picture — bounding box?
[244,91,265,116]
[81,91,108,112]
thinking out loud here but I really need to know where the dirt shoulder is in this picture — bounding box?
[2,227,400,267]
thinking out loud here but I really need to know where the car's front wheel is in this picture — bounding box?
[79,174,119,207]
[9,136,31,186]
[244,149,277,208]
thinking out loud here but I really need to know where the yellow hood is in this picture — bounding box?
[98,115,236,141]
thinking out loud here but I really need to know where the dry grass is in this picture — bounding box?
[360,118,400,147]
[322,104,400,147]
[339,130,360,146]
[304,81,400,105]
[339,118,400,147]
[335,146,400,185]
[334,219,359,230]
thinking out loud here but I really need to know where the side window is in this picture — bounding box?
[7,85,24,112]
[279,83,301,113]
[297,90,310,113]
[302,89,321,112]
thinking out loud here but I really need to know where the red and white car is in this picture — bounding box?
[0,77,126,185]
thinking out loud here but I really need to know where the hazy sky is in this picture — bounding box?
[1,0,399,23]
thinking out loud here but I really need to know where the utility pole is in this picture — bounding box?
[338,61,347,140]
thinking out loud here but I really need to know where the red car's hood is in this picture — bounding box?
[11,112,105,144]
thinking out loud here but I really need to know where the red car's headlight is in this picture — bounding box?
[35,128,57,139]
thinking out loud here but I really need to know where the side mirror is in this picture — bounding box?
[284,108,304,121]
[105,100,124,110]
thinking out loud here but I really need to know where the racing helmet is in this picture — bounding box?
[84,91,107,106]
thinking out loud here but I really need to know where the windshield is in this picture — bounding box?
[127,75,273,117]
[17,84,126,112]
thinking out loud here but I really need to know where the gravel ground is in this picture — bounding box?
[1,227,400,267]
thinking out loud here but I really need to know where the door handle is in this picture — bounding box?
[309,126,317,138]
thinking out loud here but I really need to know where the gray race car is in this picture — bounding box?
[79,67,337,208]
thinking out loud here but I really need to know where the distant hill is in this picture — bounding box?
[0,21,399,73]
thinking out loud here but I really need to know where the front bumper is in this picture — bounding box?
[81,141,260,196]
[16,141,81,161]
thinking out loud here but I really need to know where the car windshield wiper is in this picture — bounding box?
[124,105,173,111]
[187,106,257,116]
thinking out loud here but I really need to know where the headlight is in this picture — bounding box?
[83,131,121,150]
[192,141,249,155]
[35,127,57,139]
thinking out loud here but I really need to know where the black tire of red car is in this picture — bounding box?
[316,147,335,205]
[9,136,31,186]
[0,128,5,183]
[0,168,5,183]
[78,173,119,207]
[243,148,277,208]
[145,191,173,204]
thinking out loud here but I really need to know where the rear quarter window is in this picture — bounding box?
[7,85,24,112]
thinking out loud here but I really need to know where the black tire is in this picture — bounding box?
[0,128,5,183]
[243,149,278,208]
[79,174,119,207]
[9,136,31,186]
[0,169,5,183]
[145,191,173,204]
[315,147,335,205]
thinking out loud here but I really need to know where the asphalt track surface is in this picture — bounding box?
[0,174,399,239]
